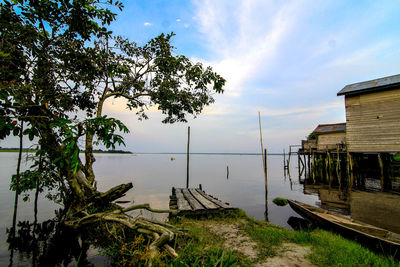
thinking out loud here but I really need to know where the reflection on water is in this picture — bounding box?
[2,152,399,265]
[1,153,319,265]
[7,211,111,267]
[303,184,400,234]
[287,216,315,231]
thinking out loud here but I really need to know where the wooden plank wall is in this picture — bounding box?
[345,88,400,152]
[302,139,317,150]
[317,132,346,150]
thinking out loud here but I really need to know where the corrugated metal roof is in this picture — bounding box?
[337,74,400,96]
[312,123,346,135]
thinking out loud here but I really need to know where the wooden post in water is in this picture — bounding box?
[346,152,350,188]
[354,154,360,187]
[258,112,268,222]
[258,112,268,184]
[283,149,287,169]
[264,148,268,190]
[297,152,301,180]
[258,112,265,169]
[336,147,341,191]
[186,126,190,188]
[327,151,333,189]
[308,148,311,179]
[348,152,354,191]
[324,153,329,184]
[378,153,384,192]
[321,153,325,183]
[304,152,308,179]
[264,148,268,222]
[312,151,316,184]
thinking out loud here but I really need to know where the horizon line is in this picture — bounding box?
[133,152,291,155]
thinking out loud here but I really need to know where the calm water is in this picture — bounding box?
[0,152,320,265]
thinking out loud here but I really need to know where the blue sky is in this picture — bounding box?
[3,0,400,153]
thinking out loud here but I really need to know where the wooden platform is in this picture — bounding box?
[169,187,236,216]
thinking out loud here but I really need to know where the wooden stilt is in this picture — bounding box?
[312,151,316,184]
[385,153,392,191]
[308,148,312,178]
[336,147,342,191]
[298,153,301,179]
[348,152,354,191]
[325,153,329,185]
[327,151,333,189]
[346,152,350,189]
[355,154,361,187]
[303,152,307,179]
[320,153,324,183]
[378,153,385,192]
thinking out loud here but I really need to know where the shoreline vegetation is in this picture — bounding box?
[96,209,399,266]
[0,148,287,155]
[0,148,133,154]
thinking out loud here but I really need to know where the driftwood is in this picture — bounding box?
[65,200,182,261]
[61,181,182,263]
[17,96,182,265]
[93,182,133,204]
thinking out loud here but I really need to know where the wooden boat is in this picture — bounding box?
[288,200,400,259]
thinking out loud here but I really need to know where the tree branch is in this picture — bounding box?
[103,91,149,101]
[122,203,175,214]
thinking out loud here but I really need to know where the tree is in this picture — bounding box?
[0,0,225,261]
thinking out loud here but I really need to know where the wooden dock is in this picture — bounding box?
[169,187,236,216]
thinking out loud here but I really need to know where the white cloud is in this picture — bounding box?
[93,1,400,153]
[257,100,343,118]
[324,40,395,70]
[144,22,152,26]
[193,0,307,97]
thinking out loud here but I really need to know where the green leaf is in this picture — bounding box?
[12,127,20,136]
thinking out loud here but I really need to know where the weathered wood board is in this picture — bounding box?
[345,88,400,152]
[169,187,236,216]
[317,132,346,150]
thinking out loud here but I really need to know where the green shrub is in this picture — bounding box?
[272,197,288,206]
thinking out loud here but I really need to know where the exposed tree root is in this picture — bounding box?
[62,168,182,263]
[65,200,183,261]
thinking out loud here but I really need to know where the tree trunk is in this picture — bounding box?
[84,96,106,185]
[12,122,24,237]
[33,96,181,261]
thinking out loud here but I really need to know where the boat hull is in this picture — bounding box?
[288,200,400,260]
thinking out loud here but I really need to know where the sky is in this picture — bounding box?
[3,0,400,153]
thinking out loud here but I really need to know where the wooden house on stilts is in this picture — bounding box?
[299,74,400,192]
[337,74,400,153]
[312,123,346,151]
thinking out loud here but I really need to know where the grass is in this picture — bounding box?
[242,215,399,267]
[94,209,399,266]
[91,210,250,266]
[307,230,399,267]
[166,210,251,266]
[244,219,287,259]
